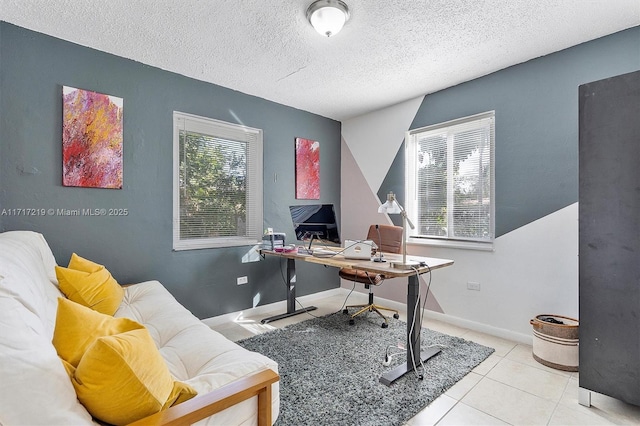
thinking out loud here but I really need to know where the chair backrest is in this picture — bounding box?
[365,224,403,254]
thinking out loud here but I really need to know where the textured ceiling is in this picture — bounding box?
[1,0,638,120]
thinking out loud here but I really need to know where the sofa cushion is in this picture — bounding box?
[0,292,96,425]
[0,231,63,337]
[116,281,280,425]
[0,230,59,284]
[55,254,124,315]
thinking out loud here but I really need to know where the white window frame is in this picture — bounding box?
[172,111,263,250]
[406,111,495,251]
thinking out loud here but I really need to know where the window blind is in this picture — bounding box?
[173,112,263,250]
[407,111,494,245]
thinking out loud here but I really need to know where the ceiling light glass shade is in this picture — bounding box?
[306,0,350,37]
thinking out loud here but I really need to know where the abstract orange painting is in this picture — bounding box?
[295,137,320,199]
[62,86,123,189]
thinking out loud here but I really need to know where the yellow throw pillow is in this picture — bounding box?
[55,254,124,315]
[72,328,197,425]
[52,299,197,425]
[164,381,199,409]
[53,297,143,367]
[68,252,103,273]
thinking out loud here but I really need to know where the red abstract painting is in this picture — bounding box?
[295,137,320,199]
[62,86,123,189]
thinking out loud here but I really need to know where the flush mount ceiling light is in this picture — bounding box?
[306,0,350,37]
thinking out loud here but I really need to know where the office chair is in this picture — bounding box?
[340,224,403,328]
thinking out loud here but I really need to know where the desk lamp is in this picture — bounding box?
[378,192,420,270]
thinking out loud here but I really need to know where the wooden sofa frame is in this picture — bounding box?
[129,369,279,426]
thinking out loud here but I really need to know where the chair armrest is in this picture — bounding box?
[128,369,279,426]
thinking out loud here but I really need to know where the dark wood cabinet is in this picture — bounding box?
[578,70,640,407]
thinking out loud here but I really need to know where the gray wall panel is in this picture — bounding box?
[393,27,640,237]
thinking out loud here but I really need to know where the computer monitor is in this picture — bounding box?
[289,204,340,249]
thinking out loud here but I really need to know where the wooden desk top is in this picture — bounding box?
[260,248,453,278]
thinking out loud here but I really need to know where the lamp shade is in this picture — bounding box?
[378,200,401,214]
[306,0,350,37]
[378,192,402,214]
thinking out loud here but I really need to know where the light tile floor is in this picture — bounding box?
[209,292,640,425]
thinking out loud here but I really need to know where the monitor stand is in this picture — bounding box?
[295,233,320,255]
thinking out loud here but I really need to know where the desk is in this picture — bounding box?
[260,248,454,386]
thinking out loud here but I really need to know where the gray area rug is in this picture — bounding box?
[238,312,494,426]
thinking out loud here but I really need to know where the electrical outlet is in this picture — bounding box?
[237,276,248,285]
[467,281,481,291]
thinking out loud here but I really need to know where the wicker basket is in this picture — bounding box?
[530,314,579,372]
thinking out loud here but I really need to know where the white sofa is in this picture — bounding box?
[0,230,279,425]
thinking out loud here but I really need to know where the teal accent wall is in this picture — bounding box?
[0,22,341,318]
[389,27,640,237]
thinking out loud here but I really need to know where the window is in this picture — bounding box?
[173,112,263,250]
[406,111,494,248]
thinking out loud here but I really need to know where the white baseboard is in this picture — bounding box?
[359,290,532,345]
[338,288,532,345]
[202,287,345,328]
[423,310,533,345]
[203,287,532,345]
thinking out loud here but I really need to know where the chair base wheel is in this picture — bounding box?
[343,308,349,314]
[393,313,400,319]
[349,319,355,325]
[381,322,388,328]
